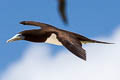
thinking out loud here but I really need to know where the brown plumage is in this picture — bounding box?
[58,0,68,24]
[7,21,113,60]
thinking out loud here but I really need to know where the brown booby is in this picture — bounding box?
[7,21,113,60]
[58,0,68,24]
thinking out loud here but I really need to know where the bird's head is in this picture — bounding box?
[6,29,42,43]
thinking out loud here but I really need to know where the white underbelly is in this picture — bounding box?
[45,33,63,46]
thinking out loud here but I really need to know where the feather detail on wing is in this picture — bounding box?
[57,35,86,60]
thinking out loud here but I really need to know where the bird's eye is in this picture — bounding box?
[17,34,25,39]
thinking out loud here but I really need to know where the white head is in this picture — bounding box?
[6,34,25,43]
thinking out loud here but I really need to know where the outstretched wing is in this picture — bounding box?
[20,21,56,29]
[58,0,68,24]
[57,35,86,60]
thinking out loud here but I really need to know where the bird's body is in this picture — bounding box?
[45,33,62,45]
[7,21,113,60]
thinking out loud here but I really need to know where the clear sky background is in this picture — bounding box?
[0,0,120,79]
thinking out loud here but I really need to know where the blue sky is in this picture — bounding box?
[0,0,120,76]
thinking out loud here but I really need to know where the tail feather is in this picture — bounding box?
[90,40,114,44]
[80,40,114,44]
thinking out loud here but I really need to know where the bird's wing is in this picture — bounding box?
[57,35,86,60]
[20,21,55,29]
[58,0,68,24]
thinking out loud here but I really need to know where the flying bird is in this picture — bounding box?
[7,21,113,60]
[58,0,68,24]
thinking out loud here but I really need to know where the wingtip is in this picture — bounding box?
[20,21,27,25]
[83,57,87,61]
[64,21,68,26]
[80,55,86,61]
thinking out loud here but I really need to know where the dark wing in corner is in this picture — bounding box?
[58,0,68,24]
[20,21,56,29]
[57,35,86,60]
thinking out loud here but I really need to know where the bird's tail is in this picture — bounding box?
[76,34,114,44]
[87,39,114,44]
